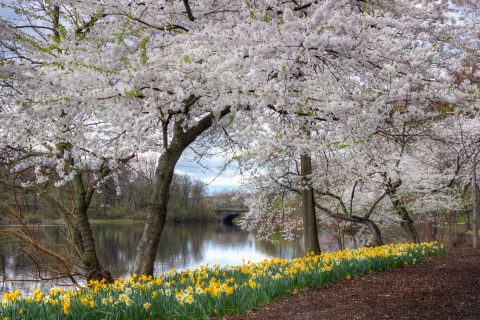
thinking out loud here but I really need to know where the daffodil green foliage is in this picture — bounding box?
[1,242,444,320]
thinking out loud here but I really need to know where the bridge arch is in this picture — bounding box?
[214,206,249,225]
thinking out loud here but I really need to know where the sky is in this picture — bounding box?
[175,151,242,194]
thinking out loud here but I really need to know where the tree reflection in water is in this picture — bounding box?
[0,223,363,294]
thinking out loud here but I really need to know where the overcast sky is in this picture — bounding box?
[175,151,242,194]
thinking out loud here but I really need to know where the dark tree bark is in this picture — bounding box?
[52,5,60,40]
[314,188,385,246]
[71,174,112,281]
[383,179,420,243]
[431,213,438,241]
[461,182,472,233]
[132,143,184,276]
[363,218,384,246]
[464,209,471,233]
[388,192,420,243]
[472,149,479,248]
[37,174,112,282]
[133,107,231,276]
[314,204,384,246]
[300,154,321,255]
[182,0,195,21]
[20,142,116,283]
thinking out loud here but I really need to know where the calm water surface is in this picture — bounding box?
[0,223,362,294]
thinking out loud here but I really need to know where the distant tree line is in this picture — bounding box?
[0,161,221,224]
[91,168,215,223]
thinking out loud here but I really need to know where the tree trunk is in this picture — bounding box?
[472,150,479,248]
[133,146,184,276]
[132,107,231,276]
[77,212,112,281]
[72,174,113,282]
[400,216,420,243]
[362,218,384,246]
[386,190,420,243]
[41,178,111,282]
[464,210,471,233]
[76,210,111,281]
[431,214,438,241]
[300,154,321,255]
[313,204,384,247]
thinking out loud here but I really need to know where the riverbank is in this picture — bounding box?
[90,218,144,225]
[228,246,480,320]
[1,218,216,226]
[0,243,443,319]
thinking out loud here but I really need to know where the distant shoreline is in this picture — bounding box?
[0,217,224,226]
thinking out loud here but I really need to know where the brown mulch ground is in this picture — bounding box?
[228,247,480,320]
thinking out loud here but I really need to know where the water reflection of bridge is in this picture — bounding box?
[214,206,249,225]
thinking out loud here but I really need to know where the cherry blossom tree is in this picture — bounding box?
[1,0,138,280]
[1,0,478,277]
[230,0,477,249]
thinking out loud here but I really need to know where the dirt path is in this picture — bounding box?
[228,247,480,320]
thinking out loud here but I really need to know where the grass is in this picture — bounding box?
[0,242,444,320]
[89,219,144,225]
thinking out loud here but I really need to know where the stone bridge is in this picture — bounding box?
[214,205,249,225]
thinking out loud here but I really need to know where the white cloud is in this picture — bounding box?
[175,152,242,193]
[135,149,243,193]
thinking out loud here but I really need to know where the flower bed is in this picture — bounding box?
[1,242,444,319]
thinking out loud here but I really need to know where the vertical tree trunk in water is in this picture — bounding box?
[133,147,183,276]
[472,150,479,248]
[132,107,230,276]
[72,174,112,282]
[300,154,321,255]
[76,208,111,281]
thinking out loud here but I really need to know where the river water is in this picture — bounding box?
[0,223,363,294]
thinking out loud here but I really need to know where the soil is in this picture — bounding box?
[228,247,480,320]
